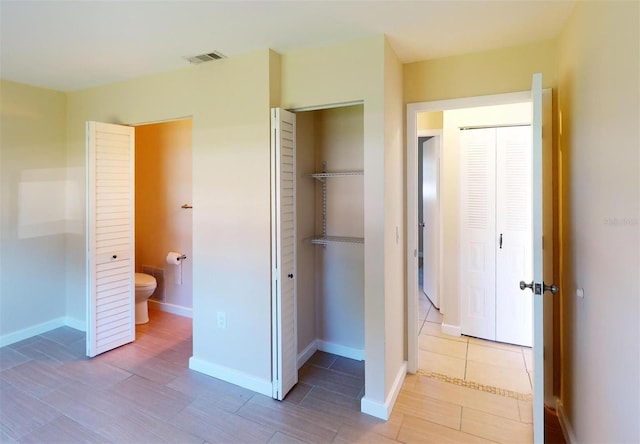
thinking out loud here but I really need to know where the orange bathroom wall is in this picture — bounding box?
[135,119,193,310]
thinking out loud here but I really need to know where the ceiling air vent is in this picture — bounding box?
[185,51,226,64]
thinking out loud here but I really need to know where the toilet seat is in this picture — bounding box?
[134,273,157,325]
[135,272,156,289]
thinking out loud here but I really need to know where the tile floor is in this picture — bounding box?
[417,292,534,396]
[0,308,535,443]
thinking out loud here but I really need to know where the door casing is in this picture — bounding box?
[406,90,552,387]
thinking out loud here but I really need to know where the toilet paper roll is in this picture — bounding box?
[166,251,185,265]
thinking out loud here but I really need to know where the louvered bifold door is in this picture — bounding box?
[495,125,533,346]
[86,121,135,357]
[459,128,497,341]
[271,108,297,400]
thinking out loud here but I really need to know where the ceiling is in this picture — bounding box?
[0,0,576,92]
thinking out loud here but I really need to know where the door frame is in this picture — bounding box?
[131,117,194,318]
[407,88,554,411]
[406,91,533,374]
[85,116,195,357]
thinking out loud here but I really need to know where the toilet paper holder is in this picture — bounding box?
[166,251,187,265]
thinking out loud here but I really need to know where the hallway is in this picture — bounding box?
[417,294,533,397]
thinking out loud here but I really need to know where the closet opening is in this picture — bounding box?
[278,103,365,404]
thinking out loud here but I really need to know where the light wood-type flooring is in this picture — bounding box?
[1,308,538,443]
[417,293,534,396]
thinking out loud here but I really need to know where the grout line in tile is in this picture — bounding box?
[521,348,528,373]
[392,412,406,441]
[416,370,532,401]
[463,340,469,380]
[418,317,426,335]
[298,385,315,406]
[517,398,524,423]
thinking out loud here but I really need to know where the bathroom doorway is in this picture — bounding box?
[134,119,194,318]
[85,118,193,358]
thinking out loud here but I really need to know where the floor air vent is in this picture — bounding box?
[185,51,226,64]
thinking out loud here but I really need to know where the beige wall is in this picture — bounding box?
[556,1,639,441]
[418,111,443,131]
[383,39,406,397]
[405,42,556,333]
[282,35,405,414]
[66,50,276,391]
[0,80,69,341]
[135,119,193,310]
[404,40,556,103]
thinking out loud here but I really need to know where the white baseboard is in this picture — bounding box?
[0,317,67,347]
[361,361,407,420]
[556,398,576,444]
[65,317,86,332]
[297,340,318,368]
[189,356,272,397]
[361,396,388,420]
[148,300,192,318]
[317,340,364,361]
[441,323,462,337]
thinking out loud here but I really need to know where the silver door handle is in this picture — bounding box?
[520,280,559,295]
[519,281,533,291]
[419,222,425,228]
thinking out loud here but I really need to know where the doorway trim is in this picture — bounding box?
[406,91,531,373]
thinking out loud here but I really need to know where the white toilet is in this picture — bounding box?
[135,272,157,325]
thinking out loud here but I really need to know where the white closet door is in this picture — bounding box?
[271,108,297,400]
[496,126,533,346]
[86,121,135,358]
[459,128,497,340]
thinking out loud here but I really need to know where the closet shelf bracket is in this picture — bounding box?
[309,171,364,182]
[309,236,364,246]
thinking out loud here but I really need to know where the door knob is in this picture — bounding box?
[419,222,425,228]
[519,280,533,291]
[520,280,559,295]
[287,273,294,279]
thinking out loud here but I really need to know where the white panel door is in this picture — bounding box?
[527,73,555,443]
[271,108,297,401]
[459,128,497,340]
[496,126,533,346]
[86,121,135,357]
[421,137,440,308]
